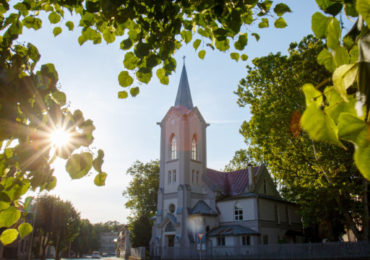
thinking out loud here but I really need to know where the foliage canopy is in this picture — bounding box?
[235,35,368,241]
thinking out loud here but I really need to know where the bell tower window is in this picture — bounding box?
[191,135,197,160]
[170,134,177,160]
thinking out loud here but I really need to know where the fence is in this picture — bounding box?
[154,241,370,259]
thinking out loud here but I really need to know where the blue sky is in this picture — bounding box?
[17,1,349,223]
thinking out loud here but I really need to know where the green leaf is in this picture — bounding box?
[123,52,139,70]
[130,87,140,97]
[46,176,57,191]
[180,30,192,43]
[317,48,335,72]
[338,113,367,144]
[118,71,133,87]
[345,3,358,17]
[120,39,133,50]
[65,21,74,31]
[241,54,248,61]
[0,229,18,245]
[356,0,370,27]
[258,18,269,28]
[92,149,104,172]
[41,63,58,83]
[0,207,21,228]
[198,50,206,59]
[334,46,350,67]
[337,113,370,179]
[53,27,62,37]
[234,34,248,51]
[332,63,358,101]
[5,148,13,159]
[301,105,343,147]
[22,16,42,30]
[118,91,128,99]
[78,35,87,45]
[252,33,260,41]
[316,0,343,16]
[103,28,115,43]
[324,86,357,123]
[14,3,27,11]
[51,91,66,106]
[273,3,291,16]
[326,18,341,50]
[66,152,93,179]
[311,12,329,39]
[302,83,323,108]
[27,43,40,63]
[355,145,370,180]
[156,68,169,85]
[18,223,33,239]
[274,17,287,28]
[48,12,61,24]
[230,52,239,62]
[193,39,201,50]
[136,70,152,84]
[94,172,107,186]
[349,45,359,64]
[215,39,229,51]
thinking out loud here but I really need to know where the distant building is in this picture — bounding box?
[150,64,303,258]
[100,231,117,255]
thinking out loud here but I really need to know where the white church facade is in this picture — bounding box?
[150,64,303,259]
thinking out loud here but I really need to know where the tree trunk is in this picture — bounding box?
[362,180,369,240]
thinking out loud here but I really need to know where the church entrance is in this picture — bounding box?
[167,235,175,247]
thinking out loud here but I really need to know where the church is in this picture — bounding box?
[150,64,303,259]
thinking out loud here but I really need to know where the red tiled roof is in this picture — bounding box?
[203,167,260,196]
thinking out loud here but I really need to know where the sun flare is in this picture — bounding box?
[49,128,71,148]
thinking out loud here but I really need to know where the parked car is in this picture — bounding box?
[91,251,101,259]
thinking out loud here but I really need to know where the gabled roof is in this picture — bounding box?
[207,225,259,237]
[203,167,262,196]
[190,200,218,216]
[174,64,193,109]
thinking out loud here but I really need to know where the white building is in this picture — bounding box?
[150,64,302,258]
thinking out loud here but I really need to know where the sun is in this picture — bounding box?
[49,128,71,148]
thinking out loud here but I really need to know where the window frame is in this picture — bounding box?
[170,135,177,160]
[234,203,243,221]
[217,236,225,246]
[191,135,197,160]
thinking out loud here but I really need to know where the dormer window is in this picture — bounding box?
[191,135,197,160]
[234,202,243,221]
[170,134,177,160]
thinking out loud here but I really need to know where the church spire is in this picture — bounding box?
[174,60,194,109]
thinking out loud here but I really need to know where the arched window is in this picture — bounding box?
[191,135,197,160]
[170,135,177,160]
[234,202,243,221]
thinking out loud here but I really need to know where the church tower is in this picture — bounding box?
[152,63,218,252]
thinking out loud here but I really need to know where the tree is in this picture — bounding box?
[33,195,80,260]
[224,149,256,171]
[123,160,159,247]
[235,35,368,241]
[71,219,95,258]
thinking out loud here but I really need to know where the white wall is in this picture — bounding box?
[217,198,256,222]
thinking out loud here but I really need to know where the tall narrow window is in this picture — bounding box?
[191,135,197,160]
[192,170,195,183]
[196,171,199,184]
[170,135,177,160]
[234,203,243,220]
[173,170,176,183]
[168,170,171,184]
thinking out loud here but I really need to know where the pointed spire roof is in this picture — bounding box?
[174,63,194,109]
